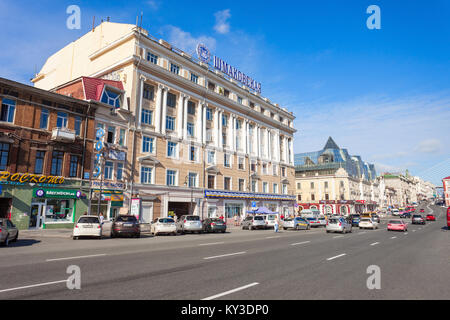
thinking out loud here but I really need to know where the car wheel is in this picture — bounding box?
[250,226,254,230]
[3,235,9,246]
[73,236,78,240]
[326,230,330,233]
[283,227,287,230]
[136,233,141,238]
[13,232,18,242]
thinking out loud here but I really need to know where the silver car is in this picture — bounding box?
[326,217,352,234]
[177,215,203,234]
[0,218,19,246]
[241,215,266,230]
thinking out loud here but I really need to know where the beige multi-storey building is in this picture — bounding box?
[33,22,297,222]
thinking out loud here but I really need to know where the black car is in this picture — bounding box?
[399,212,411,218]
[111,215,141,238]
[372,214,381,223]
[202,218,227,233]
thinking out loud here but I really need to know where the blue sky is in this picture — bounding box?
[1,0,449,185]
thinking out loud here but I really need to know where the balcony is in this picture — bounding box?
[51,127,76,142]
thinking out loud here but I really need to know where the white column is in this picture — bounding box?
[196,102,203,143]
[138,76,146,129]
[244,120,249,154]
[183,96,189,140]
[265,129,270,160]
[213,108,219,148]
[176,94,184,138]
[230,116,236,151]
[257,125,261,158]
[290,138,294,165]
[154,84,163,133]
[161,88,168,135]
[275,132,280,162]
[202,104,207,144]
[218,110,223,148]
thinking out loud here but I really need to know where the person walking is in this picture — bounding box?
[274,218,279,233]
[234,214,238,226]
[99,212,105,225]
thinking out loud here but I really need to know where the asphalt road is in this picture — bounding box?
[0,203,448,300]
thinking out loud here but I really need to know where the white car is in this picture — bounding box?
[358,218,378,230]
[73,215,102,240]
[151,218,177,236]
[262,214,278,229]
[391,209,399,216]
[326,217,352,234]
[317,215,327,227]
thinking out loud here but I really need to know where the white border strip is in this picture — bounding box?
[46,254,107,262]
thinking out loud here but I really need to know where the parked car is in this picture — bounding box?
[242,215,266,230]
[387,219,408,232]
[111,215,141,238]
[372,214,381,223]
[412,215,426,225]
[151,217,177,236]
[326,217,352,234]
[426,214,436,221]
[350,214,361,227]
[306,217,322,228]
[358,218,378,230]
[262,214,278,229]
[203,218,227,233]
[177,215,203,234]
[420,208,425,213]
[282,217,310,230]
[0,218,19,246]
[73,216,102,240]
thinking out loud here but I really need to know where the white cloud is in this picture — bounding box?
[214,9,231,34]
[160,26,216,55]
[146,0,159,10]
[414,139,442,154]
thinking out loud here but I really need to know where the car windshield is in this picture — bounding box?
[352,215,360,219]
[361,218,371,222]
[284,218,293,221]
[329,218,339,223]
[389,220,402,224]
[307,218,317,221]
[116,216,137,222]
[78,217,99,224]
[254,216,264,221]
[186,216,200,221]
[159,218,174,223]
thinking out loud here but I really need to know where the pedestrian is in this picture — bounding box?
[99,212,104,225]
[280,214,284,220]
[220,214,224,222]
[274,218,279,233]
[234,214,238,226]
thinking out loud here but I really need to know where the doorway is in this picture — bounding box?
[168,202,191,219]
[0,198,11,218]
[29,202,45,229]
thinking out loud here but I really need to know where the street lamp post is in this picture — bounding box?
[184,175,194,216]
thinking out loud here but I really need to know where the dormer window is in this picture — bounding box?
[101,89,121,108]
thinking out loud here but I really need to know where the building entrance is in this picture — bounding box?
[168,202,192,219]
[0,198,11,218]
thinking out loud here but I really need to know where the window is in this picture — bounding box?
[224,154,231,168]
[325,193,329,200]
[223,89,230,98]
[222,133,227,147]
[56,112,68,128]
[251,180,257,192]
[298,195,302,201]
[208,82,216,91]
[311,194,315,201]
[187,122,195,137]
[118,128,126,146]
[142,109,153,125]
[67,155,78,177]
[273,183,279,194]
[273,164,278,175]
[0,143,10,170]
[237,96,243,104]
[206,108,213,121]
[297,182,302,189]
[166,116,175,131]
[324,181,329,189]
[0,99,15,123]
[166,170,177,186]
[116,163,124,180]
[250,161,256,173]
[224,177,231,190]
[189,146,197,162]
[206,130,213,142]
[222,114,228,127]
[262,163,267,175]
[170,63,180,75]
[263,182,269,193]
[104,161,113,180]
[282,184,288,195]
[310,182,315,189]
[34,151,45,174]
[191,73,198,84]
[281,167,286,177]
[188,172,197,187]
[141,167,153,184]
[167,141,177,158]
[142,136,154,153]
[238,157,244,170]
[260,107,265,114]
[207,150,215,164]
[167,93,176,108]
[107,126,115,144]
[74,116,82,136]
[40,108,49,129]
[187,101,196,115]
[51,151,64,175]
[147,52,158,64]
[143,84,154,100]
[239,179,245,191]
[101,90,121,108]
[208,175,215,189]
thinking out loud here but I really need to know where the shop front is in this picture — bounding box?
[89,181,126,220]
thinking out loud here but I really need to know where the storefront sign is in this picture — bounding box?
[196,43,262,94]
[33,188,81,199]
[90,181,125,190]
[0,171,65,184]
[93,128,105,178]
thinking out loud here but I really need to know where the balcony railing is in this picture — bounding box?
[51,127,76,142]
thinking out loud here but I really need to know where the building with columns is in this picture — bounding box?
[33,22,297,222]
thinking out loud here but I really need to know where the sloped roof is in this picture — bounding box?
[81,77,124,101]
[323,137,339,150]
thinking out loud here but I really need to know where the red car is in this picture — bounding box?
[420,209,425,213]
[387,219,408,232]
[426,214,436,221]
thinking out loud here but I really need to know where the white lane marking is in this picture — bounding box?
[370,242,380,246]
[266,236,281,239]
[198,242,225,246]
[0,280,67,294]
[333,235,344,239]
[291,241,311,246]
[404,232,408,235]
[390,236,397,239]
[46,254,107,262]
[203,252,246,260]
[202,282,259,300]
[412,230,416,232]
[327,253,346,261]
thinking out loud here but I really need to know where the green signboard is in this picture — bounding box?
[33,188,81,199]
